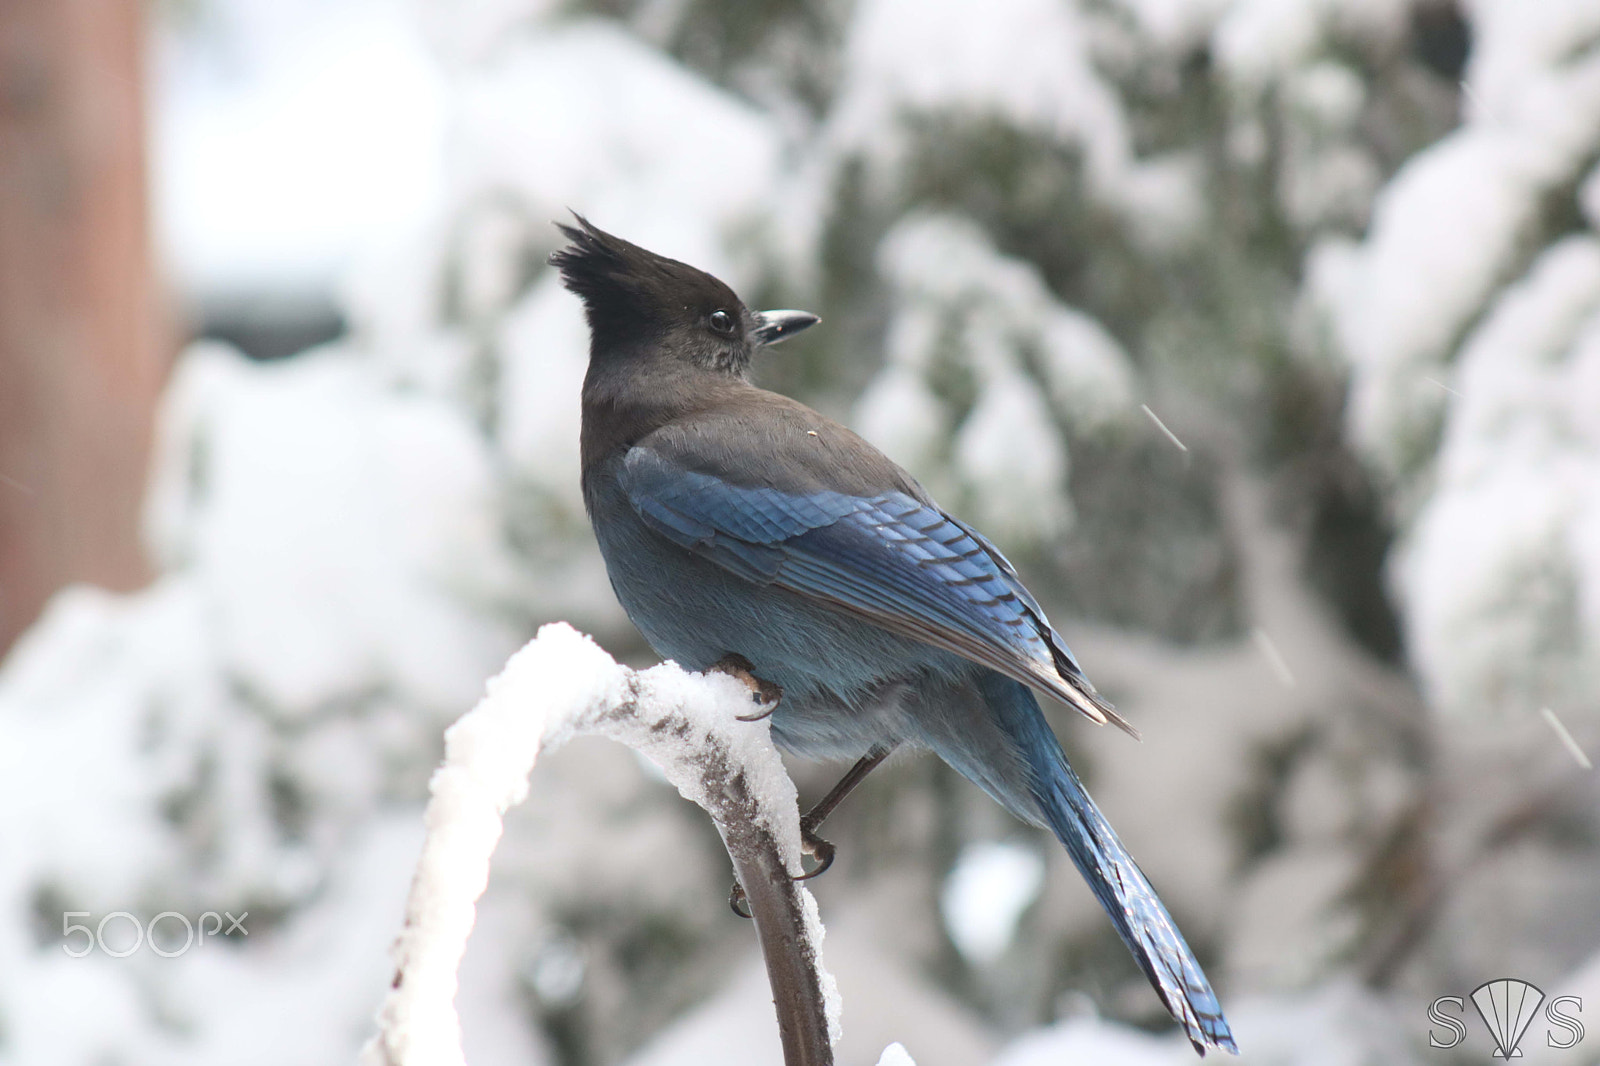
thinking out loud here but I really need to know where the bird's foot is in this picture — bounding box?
[795,819,836,881]
[729,882,753,919]
[726,817,842,920]
[726,834,838,921]
[709,653,782,721]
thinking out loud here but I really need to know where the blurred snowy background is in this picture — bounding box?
[2,0,1599,1062]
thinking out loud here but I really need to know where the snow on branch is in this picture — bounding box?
[360,622,841,1066]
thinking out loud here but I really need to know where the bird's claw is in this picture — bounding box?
[726,825,838,919]
[729,882,752,919]
[795,820,836,881]
[736,705,778,722]
[709,653,782,721]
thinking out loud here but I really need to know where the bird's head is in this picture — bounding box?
[550,215,817,376]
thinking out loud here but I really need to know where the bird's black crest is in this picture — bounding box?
[550,215,742,341]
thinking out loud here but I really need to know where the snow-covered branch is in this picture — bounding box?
[361,622,841,1066]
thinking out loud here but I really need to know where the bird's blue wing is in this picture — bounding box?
[619,446,1130,733]
[945,516,1102,695]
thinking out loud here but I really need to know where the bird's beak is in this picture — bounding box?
[752,309,819,346]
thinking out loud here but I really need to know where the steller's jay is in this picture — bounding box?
[553,217,1236,1056]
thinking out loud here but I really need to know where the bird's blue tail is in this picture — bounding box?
[979,673,1238,1056]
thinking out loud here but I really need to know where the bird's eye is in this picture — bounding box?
[709,310,734,335]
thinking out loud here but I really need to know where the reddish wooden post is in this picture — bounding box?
[0,0,169,651]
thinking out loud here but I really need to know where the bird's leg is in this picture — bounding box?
[728,745,894,919]
[793,745,892,881]
[709,653,783,721]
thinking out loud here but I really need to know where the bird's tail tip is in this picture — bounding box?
[1153,951,1237,1056]
[1009,696,1232,1056]
[1179,1005,1239,1056]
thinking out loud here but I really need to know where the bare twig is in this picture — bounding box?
[713,758,837,1066]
